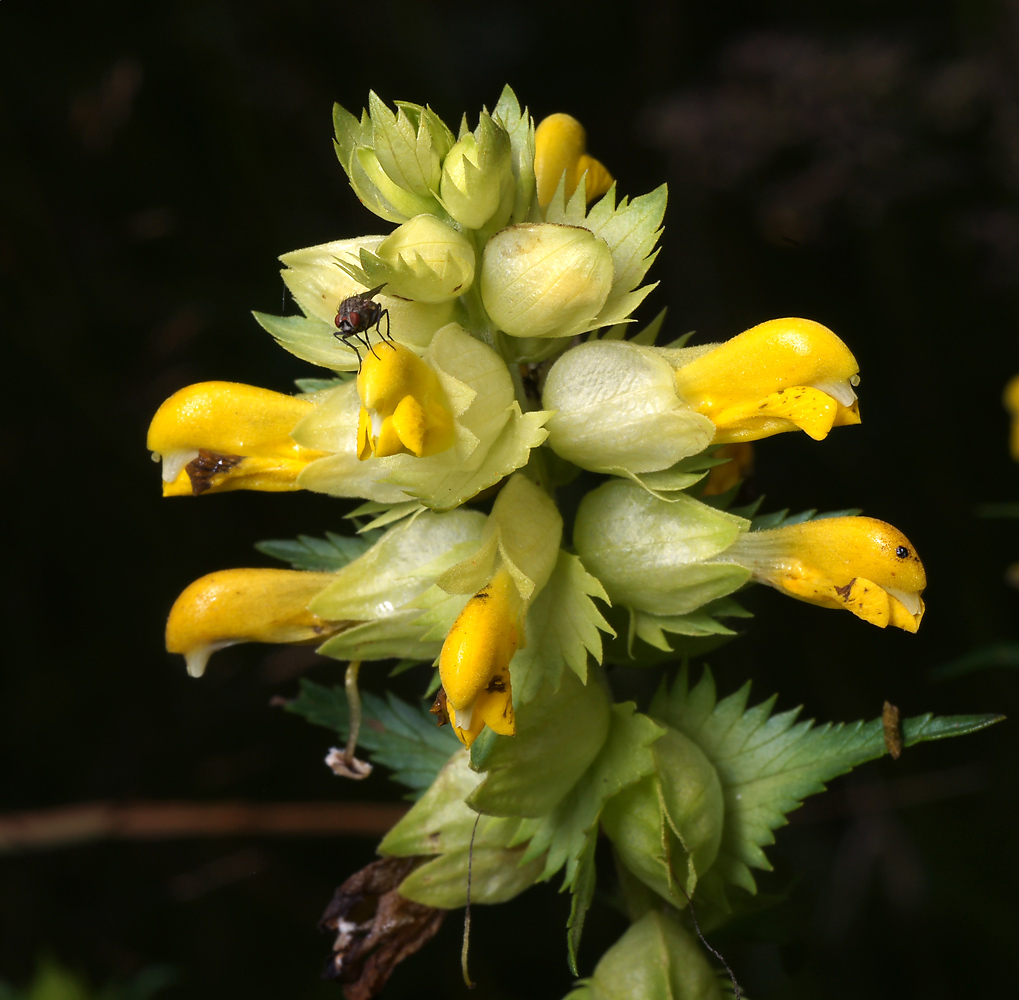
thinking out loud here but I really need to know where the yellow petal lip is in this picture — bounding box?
[1005,374,1019,461]
[534,113,614,207]
[439,566,521,747]
[672,318,861,443]
[165,568,344,678]
[355,343,455,460]
[722,516,926,632]
[148,382,326,495]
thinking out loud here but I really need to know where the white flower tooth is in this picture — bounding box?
[885,586,921,616]
[811,380,857,407]
[162,449,200,483]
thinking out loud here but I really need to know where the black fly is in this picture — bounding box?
[333,283,395,368]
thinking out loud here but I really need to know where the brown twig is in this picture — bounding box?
[0,801,408,853]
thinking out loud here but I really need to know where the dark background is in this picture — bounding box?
[2,1,1018,997]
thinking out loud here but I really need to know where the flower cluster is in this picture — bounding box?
[150,88,947,996]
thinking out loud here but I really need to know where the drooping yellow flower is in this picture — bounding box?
[165,568,346,678]
[356,343,456,460]
[438,566,522,747]
[148,382,326,496]
[534,113,614,207]
[1004,374,1019,461]
[720,517,926,632]
[671,318,861,443]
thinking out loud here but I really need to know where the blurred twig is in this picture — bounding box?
[0,801,408,852]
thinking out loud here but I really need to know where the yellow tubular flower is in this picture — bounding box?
[438,566,522,747]
[534,113,614,207]
[701,443,755,496]
[356,343,456,460]
[671,318,861,443]
[720,517,926,632]
[166,568,345,678]
[148,382,326,496]
[1004,374,1019,461]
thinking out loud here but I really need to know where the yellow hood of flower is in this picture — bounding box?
[439,566,521,747]
[724,516,926,632]
[1005,374,1019,461]
[534,113,614,207]
[356,343,456,460]
[672,318,861,444]
[165,568,344,677]
[148,382,325,495]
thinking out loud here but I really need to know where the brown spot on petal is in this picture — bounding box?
[186,449,243,495]
[320,856,446,999]
[429,688,449,728]
[834,580,856,601]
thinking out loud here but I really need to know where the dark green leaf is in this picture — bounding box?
[285,680,459,797]
[931,640,1019,678]
[255,531,375,571]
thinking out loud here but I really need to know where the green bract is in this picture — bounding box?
[439,112,515,231]
[368,215,476,303]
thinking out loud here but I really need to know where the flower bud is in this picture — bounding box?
[534,113,613,207]
[365,215,475,303]
[542,340,715,474]
[481,223,614,339]
[165,568,342,678]
[368,92,453,198]
[573,479,751,616]
[439,113,514,230]
[565,911,723,1000]
[602,728,724,908]
[719,516,926,632]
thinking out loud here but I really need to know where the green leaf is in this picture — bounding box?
[252,309,355,371]
[255,531,376,572]
[294,376,348,393]
[567,833,598,976]
[511,551,614,706]
[650,667,1004,904]
[285,680,459,797]
[468,670,612,818]
[522,704,663,884]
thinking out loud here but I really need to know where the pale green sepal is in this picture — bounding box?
[358,215,476,303]
[564,911,723,1000]
[379,751,544,908]
[309,510,486,623]
[315,614,442,663]
[511,550,614,706]
[345,499,425,533]
[491,84,536,224]
[332,103,410,224]
[355,145,442,220]
[467,670,611,818]
[520,703,663,886]
[368,91,452,198]
[567,831,597,976]
[378,750,526,856]
[543,340,715,476]
[573,480,751,616]
[398,846,546,908]
[631,601,745,653]
[438,112,514,230]
[253,311,359,372]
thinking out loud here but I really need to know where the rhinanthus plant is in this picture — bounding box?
[150,88,1000,999]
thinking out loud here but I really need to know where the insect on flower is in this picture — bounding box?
[333,283,395,368]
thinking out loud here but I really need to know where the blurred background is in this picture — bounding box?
[2,1,1018,997]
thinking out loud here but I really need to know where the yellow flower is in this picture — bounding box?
[438,566,521,747]
[671,318,861,443]
[1004,374,1019,461]
[165,568,346,678]
[720,517,926,632]
[148,382,326,496]
[356,343,456,460]
[534,113,614,207]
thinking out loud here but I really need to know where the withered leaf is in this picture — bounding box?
[320,855,446,999]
